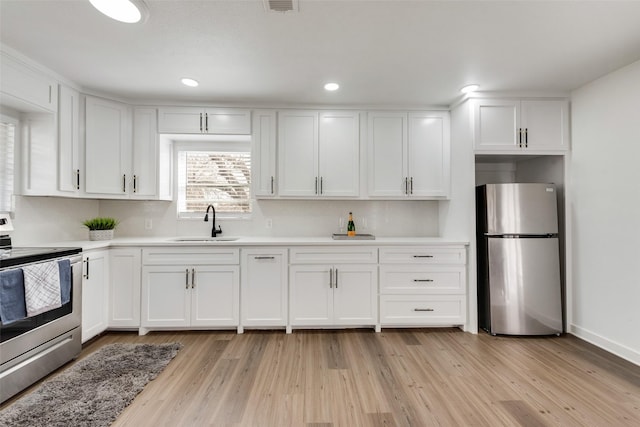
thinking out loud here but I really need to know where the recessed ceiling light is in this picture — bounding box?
[324,82,340,91]
[181,78,199,87]
[89,0,148,24]
[460,84,480,94]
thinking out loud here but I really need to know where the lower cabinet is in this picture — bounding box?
[108,248,141,328]
[81,249,109,342]
[379,246,467,328]
[240,249,288,331]
[140,248,240,333]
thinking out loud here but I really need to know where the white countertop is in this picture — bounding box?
[39,236,469,251]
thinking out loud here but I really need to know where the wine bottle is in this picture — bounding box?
[347,212,356,237]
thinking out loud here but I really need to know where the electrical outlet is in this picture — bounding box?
[144,218,153,230]
[265,218,273,229]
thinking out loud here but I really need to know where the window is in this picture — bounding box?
[177,141,251,218]
[0,117,16,213]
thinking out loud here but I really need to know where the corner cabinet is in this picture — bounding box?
[81,249,109,343]
[140,247,240,334]
[289,247,378,331]
[157,107,251,134]
[473,98,569,153]
[368,111,450,199]
[277,110,360,198]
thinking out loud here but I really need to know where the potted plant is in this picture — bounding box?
[83,217,119,241]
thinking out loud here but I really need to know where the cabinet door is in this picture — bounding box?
[81,251,108,342]
[141,266,190,327]
[85,96,132,195]
[333,265,377,325]
[57,85,80,194]
[0,51,57,112]
[157,107,204,133]
[368,112,406,197]
[407,112,450,198]
[204,109,251,134]
[109,248,141,328]
[277,110,318,196]
[318,111,360,197]
[191,266,239,327]
[520,100,569,151]
[473,99,520,151]
[241,250,287,327]
[20,113,58,196]
[289,265,333,326]
[252,110,277,197]
[131,108,158,198]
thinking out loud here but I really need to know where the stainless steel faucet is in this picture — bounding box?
[204,204,222,237]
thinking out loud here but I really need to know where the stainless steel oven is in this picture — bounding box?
[0,247,82,403]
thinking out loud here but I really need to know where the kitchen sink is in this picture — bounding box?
[170,237,239,242]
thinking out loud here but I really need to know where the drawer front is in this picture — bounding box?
[379,246,466,264]
[142,247,239,265]
[380,265,465,294]
[289,247,377,264]
[380,295,466,325]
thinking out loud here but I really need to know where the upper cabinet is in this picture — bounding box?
[132,107,172,200]
[368,111,450,199]
[0,51,58,113]
[252,110,277,197]
[57,84,81,194]
[473,99,569,153]
[157,107,251,134]
[277,110,360,198]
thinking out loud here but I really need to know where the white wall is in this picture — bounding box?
[570,59,640,365]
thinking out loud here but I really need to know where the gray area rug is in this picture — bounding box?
[0,342,182,427]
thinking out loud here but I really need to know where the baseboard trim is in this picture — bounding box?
[569,324,640,366]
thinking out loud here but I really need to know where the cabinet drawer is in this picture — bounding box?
[289,247,377,264]
[142,247,239,265]
[380,265,465,294]
[380,295,466,325]
[379,246,466,264]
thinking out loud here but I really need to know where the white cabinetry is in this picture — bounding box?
[0,51,57,112]
[379,246,467,328]
[157,107,251,134]
[81,249,109,342]
[252,110,277,197]
[473,99,569,153]
[84,96,132,196]
[140,247,240,334]
[368,111,450,198]
[57,84,80,194]
[278,110,360,197]
[240,248,287,331]
[19,113,58,196]
[109,248,141,328]
[289,247,378,331]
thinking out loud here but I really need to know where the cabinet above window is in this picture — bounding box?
[157,107,251,135]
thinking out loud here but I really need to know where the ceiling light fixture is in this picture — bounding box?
[181,78,199,87]
[460,84,480,94]
[89,0,149,24]
[324,82,340,91]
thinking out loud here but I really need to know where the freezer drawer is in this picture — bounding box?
[487,237,562,335]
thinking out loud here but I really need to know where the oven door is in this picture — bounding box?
[0,254,82,365]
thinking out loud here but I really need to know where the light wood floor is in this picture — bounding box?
[7,328,640,426]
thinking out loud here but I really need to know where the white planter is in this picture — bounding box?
[89,229,114,241]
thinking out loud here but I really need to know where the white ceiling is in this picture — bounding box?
[2,0,640,107]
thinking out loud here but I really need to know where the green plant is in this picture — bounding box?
[82,217,119,231]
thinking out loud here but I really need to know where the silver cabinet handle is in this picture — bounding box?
[185,268,189,289]
[414,308,434,312]
[192,268,195,289]
[320,177,323,194]
[413,279,434,282]
[329,268,333,288]
[413,255,434,258]
[335,268,338,288]
[270,176,274,194]
[410,177,413,194]
[254,256,275,260]
[404,177,408,194]
[123,174,127,193]
[315,177,318,195]
[200,113,203,132]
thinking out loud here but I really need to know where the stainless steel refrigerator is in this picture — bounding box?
[476,183,563,336]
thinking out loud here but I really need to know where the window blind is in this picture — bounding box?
[0,121,15,213]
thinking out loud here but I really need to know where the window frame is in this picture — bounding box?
[0,114,19,214]
[174,139,252,220]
